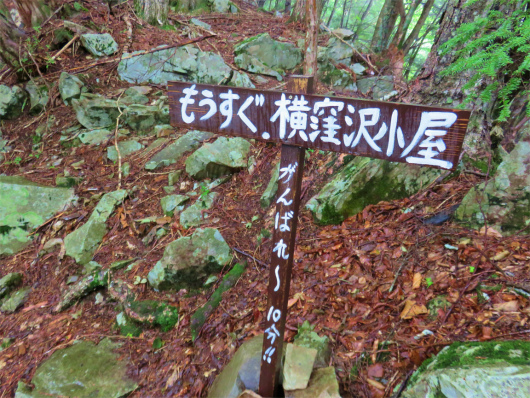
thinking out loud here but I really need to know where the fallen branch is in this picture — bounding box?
[52,33,80,60]
[321,24,380,74]
[114,94,125,189]
[234,247,267,267]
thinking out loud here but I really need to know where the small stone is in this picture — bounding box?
[145,130,213,171]
[168,170,182,186]
[293,321,331,368]
[351,63,365,75]
[107,140,144,162]
[59,72,85,105]
[80,33,119,57]
[122,162,131,177]
[190,18,211,30]
[161,195,189,217]
[284,367,341,398]
[55,270,108,312]
[260,163,279,208]
[25,81,49,114]
[283,344,318,390]
[1,287,31,313]
[56,175,83,187]
[163,186,176,194]
[95,292,104,304]
[0,273,23,300]
[180,192,218,229]
[0,85,28,120]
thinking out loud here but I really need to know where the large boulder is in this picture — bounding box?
[455,130,530,235]
[72,93,123,129]
[145,130,214,170]
[147,228,231,290]
[403,341,530,398]
[64,190,127,265]
[118,45,253,87]
[208,335,264,398]
[0,272,22,299]
[306,157,442,225]
[185,137,251,180]
[0,85,28,120]
[15,339,137,398]
[234,33,302,79]
[124,104,168,132]
[0,176,76,256]
[80,33,118,57]
[59,72,85,105]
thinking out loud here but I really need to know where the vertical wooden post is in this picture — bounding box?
[258,76,314,398]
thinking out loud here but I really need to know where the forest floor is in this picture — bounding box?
[1,1,530,397]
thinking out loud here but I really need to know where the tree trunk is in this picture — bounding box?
[370,0,400,52]
[410,0,495,159]
[326,0,337,26]
[400,0,435,53]
[0,13,26,69]
[285,0,292,13]
[134,0,169,25]
[339,0,348,28]
[289,0,323,23]
[351,0,374,41]
[14,0,50,28]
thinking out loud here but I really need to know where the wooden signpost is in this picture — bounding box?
[168,76,470,397]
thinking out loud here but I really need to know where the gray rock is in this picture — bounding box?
[306,157,442,225]
[0,85,27,120]
[284,367,341,398]
[234,33,302,78]
[168,170,182,186]
[145,130,214,170]
[147,227,231,290]
[208,335,264,398]
[283,344,317,391]
[80,33,119,57]
[14,338,137,398]
[0,176,76,256]
[357,76,395,100]
[56,175,83,188]
[78,128,113,145]
[72,93,123,129]
[120,87,150,105]
[124,104,165,132]
[403,341,530,398]
[233,53,283,81]
[64,190,127,265]
[0,272,23,300]
[190,18,211,30]
[118,45,253,87]
[1,287,31,313]
[59,72,85,105]
[326,37,353,63]
[185,137,251,180]
[210,0,230,12]
[55,270,108,312]
[196,52,232,85]
[25,81,49,114]
[351,63,365,75]
[161,194,189,217]
[180,192,218,228]
[106,140,144,162]
[455,129,530,235]
[260,163,279,208]
[332,28,354,40]
[293,321,331,369]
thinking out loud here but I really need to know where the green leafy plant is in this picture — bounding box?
[426,277,433,288]
[440,0,530,121]
[469,266,476,273]
[200,184,210,200]
[73,2,89,12]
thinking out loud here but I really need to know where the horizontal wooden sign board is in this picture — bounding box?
[168,81,470,170]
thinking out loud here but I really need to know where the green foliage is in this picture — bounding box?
[440,0,530,121]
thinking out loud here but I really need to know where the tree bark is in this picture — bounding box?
[304,0,319,75]
[289,0,323,23]
[134,0,169,25]
[326,0,337,25]
[339,0,348,28]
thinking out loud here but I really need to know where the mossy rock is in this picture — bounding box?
[404,341,530,398]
